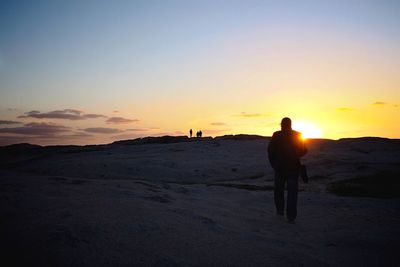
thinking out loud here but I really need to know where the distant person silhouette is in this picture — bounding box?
[190,129,193,138]
[199,130,202,138]
[268,117,307,223]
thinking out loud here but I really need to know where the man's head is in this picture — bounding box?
[281,117,292,131]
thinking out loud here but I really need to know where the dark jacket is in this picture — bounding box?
[268,130,307,172]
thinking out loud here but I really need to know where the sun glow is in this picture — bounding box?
[292,120,322,139]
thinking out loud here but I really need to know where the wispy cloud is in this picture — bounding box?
[63,109,82,115]
[237,112,264,118]
[0,120,21,125]
[106,116,139,124]
[0,122,70,136]
[337,107,353,111]
[84,114,107,119]
[18,109,107,120]
[126,128,149,132]
[83,127,123,134]
[372,101,387,106]
[210,122,227,126]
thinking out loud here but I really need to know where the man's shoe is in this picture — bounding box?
[287,218,295,224]
[276,211,284,216]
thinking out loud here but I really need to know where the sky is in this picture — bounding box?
[0,0,399,145]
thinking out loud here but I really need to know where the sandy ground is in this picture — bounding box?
[1,137,400,266]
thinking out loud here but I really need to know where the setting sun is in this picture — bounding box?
[292,120,323,139]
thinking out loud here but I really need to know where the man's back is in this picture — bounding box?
[268,130,307,172]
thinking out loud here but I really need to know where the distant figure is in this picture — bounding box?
[189,129,193,138]
[268,117,307,223]
[199,130,202,138]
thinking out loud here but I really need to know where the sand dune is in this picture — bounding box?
[1,135,399,266]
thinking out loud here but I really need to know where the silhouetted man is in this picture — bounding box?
[268,117,307,223]
[190,129,193,138]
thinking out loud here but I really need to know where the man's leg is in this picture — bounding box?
[274,172,285,215]
[286,171,299,221]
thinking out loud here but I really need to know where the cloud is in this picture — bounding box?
[0,122,70,136]
[106,116,139,124]
[83,114,107,119]
[237,112,264,118]
[63,109,82,115]
[372,101,387,106]
[18,109,106,120]
[371,102,400,108]
[83,127,123,134]
[210,122,227,126]
[0,120,21,125]
[126,128,149,132]
[337,107,353,111]
[19,110,81,120]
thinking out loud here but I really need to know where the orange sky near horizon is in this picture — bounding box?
[0,1,399,146]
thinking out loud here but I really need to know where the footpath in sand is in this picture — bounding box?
[1,136,400,266]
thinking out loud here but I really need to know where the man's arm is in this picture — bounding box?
[268,133,278,169]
